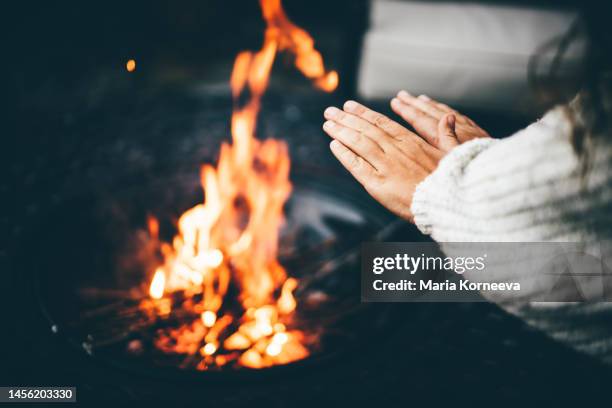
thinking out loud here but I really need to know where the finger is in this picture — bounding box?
[414,93,457,115]
[397,91,445,119]
[417,94,479,127]
[323,120,385,169]
[428,99,456,115]
[329,140,378,187]
[390,97,439,145]
[342,100,412,141]
[437,114,459,152]
[323,106,388,150]
[431,101,478,127]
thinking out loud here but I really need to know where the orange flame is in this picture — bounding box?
[149,268,165,300]
[143,0,336,369]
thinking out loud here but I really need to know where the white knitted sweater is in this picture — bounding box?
[411,102,612,363]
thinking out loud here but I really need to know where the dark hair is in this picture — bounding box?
[528,5,612,172]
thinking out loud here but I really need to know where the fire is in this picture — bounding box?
[149,269,165,300]
[141,0,336,369]
[201,310,217,328]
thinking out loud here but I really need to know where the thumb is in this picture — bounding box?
[437,113,459,152]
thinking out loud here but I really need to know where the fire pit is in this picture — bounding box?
[11,0,406,380]
[30,170,401,379]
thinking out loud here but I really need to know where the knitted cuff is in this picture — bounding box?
[411,137,499,236]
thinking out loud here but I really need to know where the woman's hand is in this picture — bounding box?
[391,90,490,149]
[323,100,455,221]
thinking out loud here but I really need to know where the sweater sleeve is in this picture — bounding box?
[410,106,612,363]
[410,137,499,240]
[411,106,612,242]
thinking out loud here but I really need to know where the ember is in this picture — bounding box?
[139,0,337,370]
[126,59,136,72]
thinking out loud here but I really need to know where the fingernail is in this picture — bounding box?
[398,90,411,98]
[418,94,431,101]
[324,107,340,118]
[390,97,401,106]
[344,100,358,112]
[323,120,334,130]
[330,140,340,150]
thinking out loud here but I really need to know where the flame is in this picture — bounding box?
[201,310,217,328]
[149,268,165,300]
[141,0,336,370]
[260,0,338,92]
[126,59,136,72]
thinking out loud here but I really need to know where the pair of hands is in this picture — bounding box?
[322,91,490,221]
